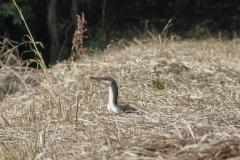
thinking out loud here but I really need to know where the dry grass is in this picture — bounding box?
[0,39,240,159]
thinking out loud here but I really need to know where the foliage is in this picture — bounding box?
[87,28,107,53]
[186,20,220,39]
[0,0,33,26]
[1,0,240,64]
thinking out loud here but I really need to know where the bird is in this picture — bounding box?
[90,76,138,113]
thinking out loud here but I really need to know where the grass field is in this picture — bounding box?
[0,39,240,159]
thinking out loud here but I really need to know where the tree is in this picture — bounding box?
[47,0,59,65]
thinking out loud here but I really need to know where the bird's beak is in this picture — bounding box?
[90,77,102,81]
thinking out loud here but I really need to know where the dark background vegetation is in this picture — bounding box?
[0,0,240,66]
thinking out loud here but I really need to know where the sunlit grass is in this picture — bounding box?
[0,38,240,159]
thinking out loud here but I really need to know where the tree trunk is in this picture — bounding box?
[71,0,78,30]
[47,0,59,65]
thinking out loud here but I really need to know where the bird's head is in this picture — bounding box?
[90,76,116,86]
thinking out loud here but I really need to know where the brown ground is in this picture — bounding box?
[0,39,240,159]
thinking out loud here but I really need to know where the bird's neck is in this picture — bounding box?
[108,85,118,107]
[107,84,122,113]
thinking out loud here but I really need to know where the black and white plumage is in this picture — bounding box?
[90,76,138,113]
